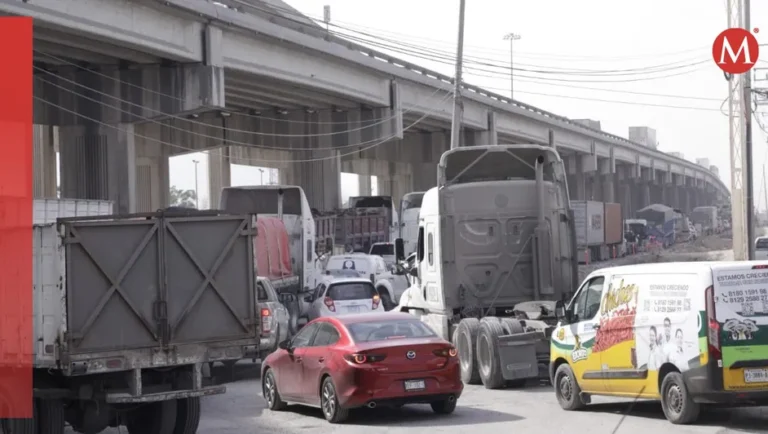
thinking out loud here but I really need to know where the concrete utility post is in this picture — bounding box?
[503,33,521,100]
[192,159,200,209]
[449,0,466,150]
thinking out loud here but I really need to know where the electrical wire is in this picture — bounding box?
[34,51,398,126]
[210,0,711,83]
[226,0,710,62]
[38,48,721,106]
[34,90,454,165]
[34,68,447,147]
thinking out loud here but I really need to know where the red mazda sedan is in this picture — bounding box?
[261,312,463,423]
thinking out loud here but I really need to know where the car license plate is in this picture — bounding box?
[404,379,426,391]
[346,306,362,313]
[744,368,768,383]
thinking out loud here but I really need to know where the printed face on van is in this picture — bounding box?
[649,326,657,349]
[663,317,671,343]
[675,328,683,351]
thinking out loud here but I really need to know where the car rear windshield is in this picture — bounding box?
[327,257,370,273]
[370,244,394,256]
[327,282,377,301]
[757,238,768,250]
[347,319,437,342]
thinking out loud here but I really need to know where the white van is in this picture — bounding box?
[550,261,768,424]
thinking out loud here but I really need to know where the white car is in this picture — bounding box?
[304,277,383,320]
[323,253,408,310]
[756,236,768,260]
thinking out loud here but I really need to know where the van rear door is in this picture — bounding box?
[711,263,768,390]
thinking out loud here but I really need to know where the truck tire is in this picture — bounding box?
[1,404,36,434]
[126,400,178,434]
[172,398,201,434]
[377,287,394,311]
[36,398,64,434]
[500,318,524,335]
[476,319,506,390]
[455,318,481,385]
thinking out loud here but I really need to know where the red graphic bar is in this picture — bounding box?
[0,17,33,419]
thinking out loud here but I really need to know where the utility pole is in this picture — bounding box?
[449,0,466,150]
[192,159,200,209]
[727,0,748,260]
[503,33,521,99]
[744,0,756,259]
[323,5,331,32]
[258,168,265,185]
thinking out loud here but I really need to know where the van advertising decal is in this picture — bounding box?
[712,268,768,390]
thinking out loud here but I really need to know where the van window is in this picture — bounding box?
[570,277,605,323]
[428,233,434,265]
[417,227,425,262]
[307,240,313,261]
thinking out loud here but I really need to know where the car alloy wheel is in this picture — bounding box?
[263,373,276,407]
[321,382,336,419]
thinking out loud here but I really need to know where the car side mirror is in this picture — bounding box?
[303,294,314,303]
[555,300,567,322]
[409,267,419,278]
[278,340,292,352]
[395,238,405,261]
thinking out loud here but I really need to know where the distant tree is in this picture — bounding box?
[170,185,197,208]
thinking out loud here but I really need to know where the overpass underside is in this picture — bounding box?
[32,53,720,216]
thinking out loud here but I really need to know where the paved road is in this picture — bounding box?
[193,363,768,434]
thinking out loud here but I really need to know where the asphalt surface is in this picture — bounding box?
[79,360,768,434]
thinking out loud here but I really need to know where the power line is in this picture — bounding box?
[36,91,454,164]
[230,0,710,62]
[35,70,449,151]
[34,51,398,125]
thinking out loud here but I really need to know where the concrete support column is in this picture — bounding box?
[358,174,372,196]
[33,125,57,198]
[640,183,651,209]
[599,150,616,203]
[208,146,231,209]
[59,123,136,214]
[134,123,170,212]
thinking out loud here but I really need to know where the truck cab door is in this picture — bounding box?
[560,276,608,394]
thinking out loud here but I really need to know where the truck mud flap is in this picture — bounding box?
[497,331,540,381]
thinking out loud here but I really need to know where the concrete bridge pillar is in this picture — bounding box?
[599,154,616,203]
[33,125,57,198]
[58,123,137,214]
[208,146,231,209]
[133,123,170,212]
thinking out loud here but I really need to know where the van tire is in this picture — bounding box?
[660,372,700,424]
[554,364,586,411]
[455,318,482,384]
[476,319,506,389]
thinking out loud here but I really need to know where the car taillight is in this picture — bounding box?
[753,264,768,269]
[261,307,272,336]
[324,296,336,312]
[344,353,387,364]
[433,347,458,358]
[705,285,721,360]
[372,294,380,310]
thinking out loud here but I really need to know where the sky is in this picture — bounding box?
[166,0,768,209]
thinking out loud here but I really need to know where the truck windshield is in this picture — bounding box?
[347,319,436,342]
[370,244,394,256]
[327,282,377,300]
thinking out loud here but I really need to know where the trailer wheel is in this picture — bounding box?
[476,319,506,390]
[172,398,201,434]
[455,318,482,385]
[500,318,524,335]
[126,400,178,434]
[36,398,64,434]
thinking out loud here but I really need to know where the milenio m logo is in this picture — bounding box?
[712,27,760,74]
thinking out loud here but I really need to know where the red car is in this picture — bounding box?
[261,312,463,423]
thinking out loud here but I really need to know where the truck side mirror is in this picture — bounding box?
[395,238,405,261]
[555,300,567,322]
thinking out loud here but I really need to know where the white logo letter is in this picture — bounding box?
[719,36,754,65]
